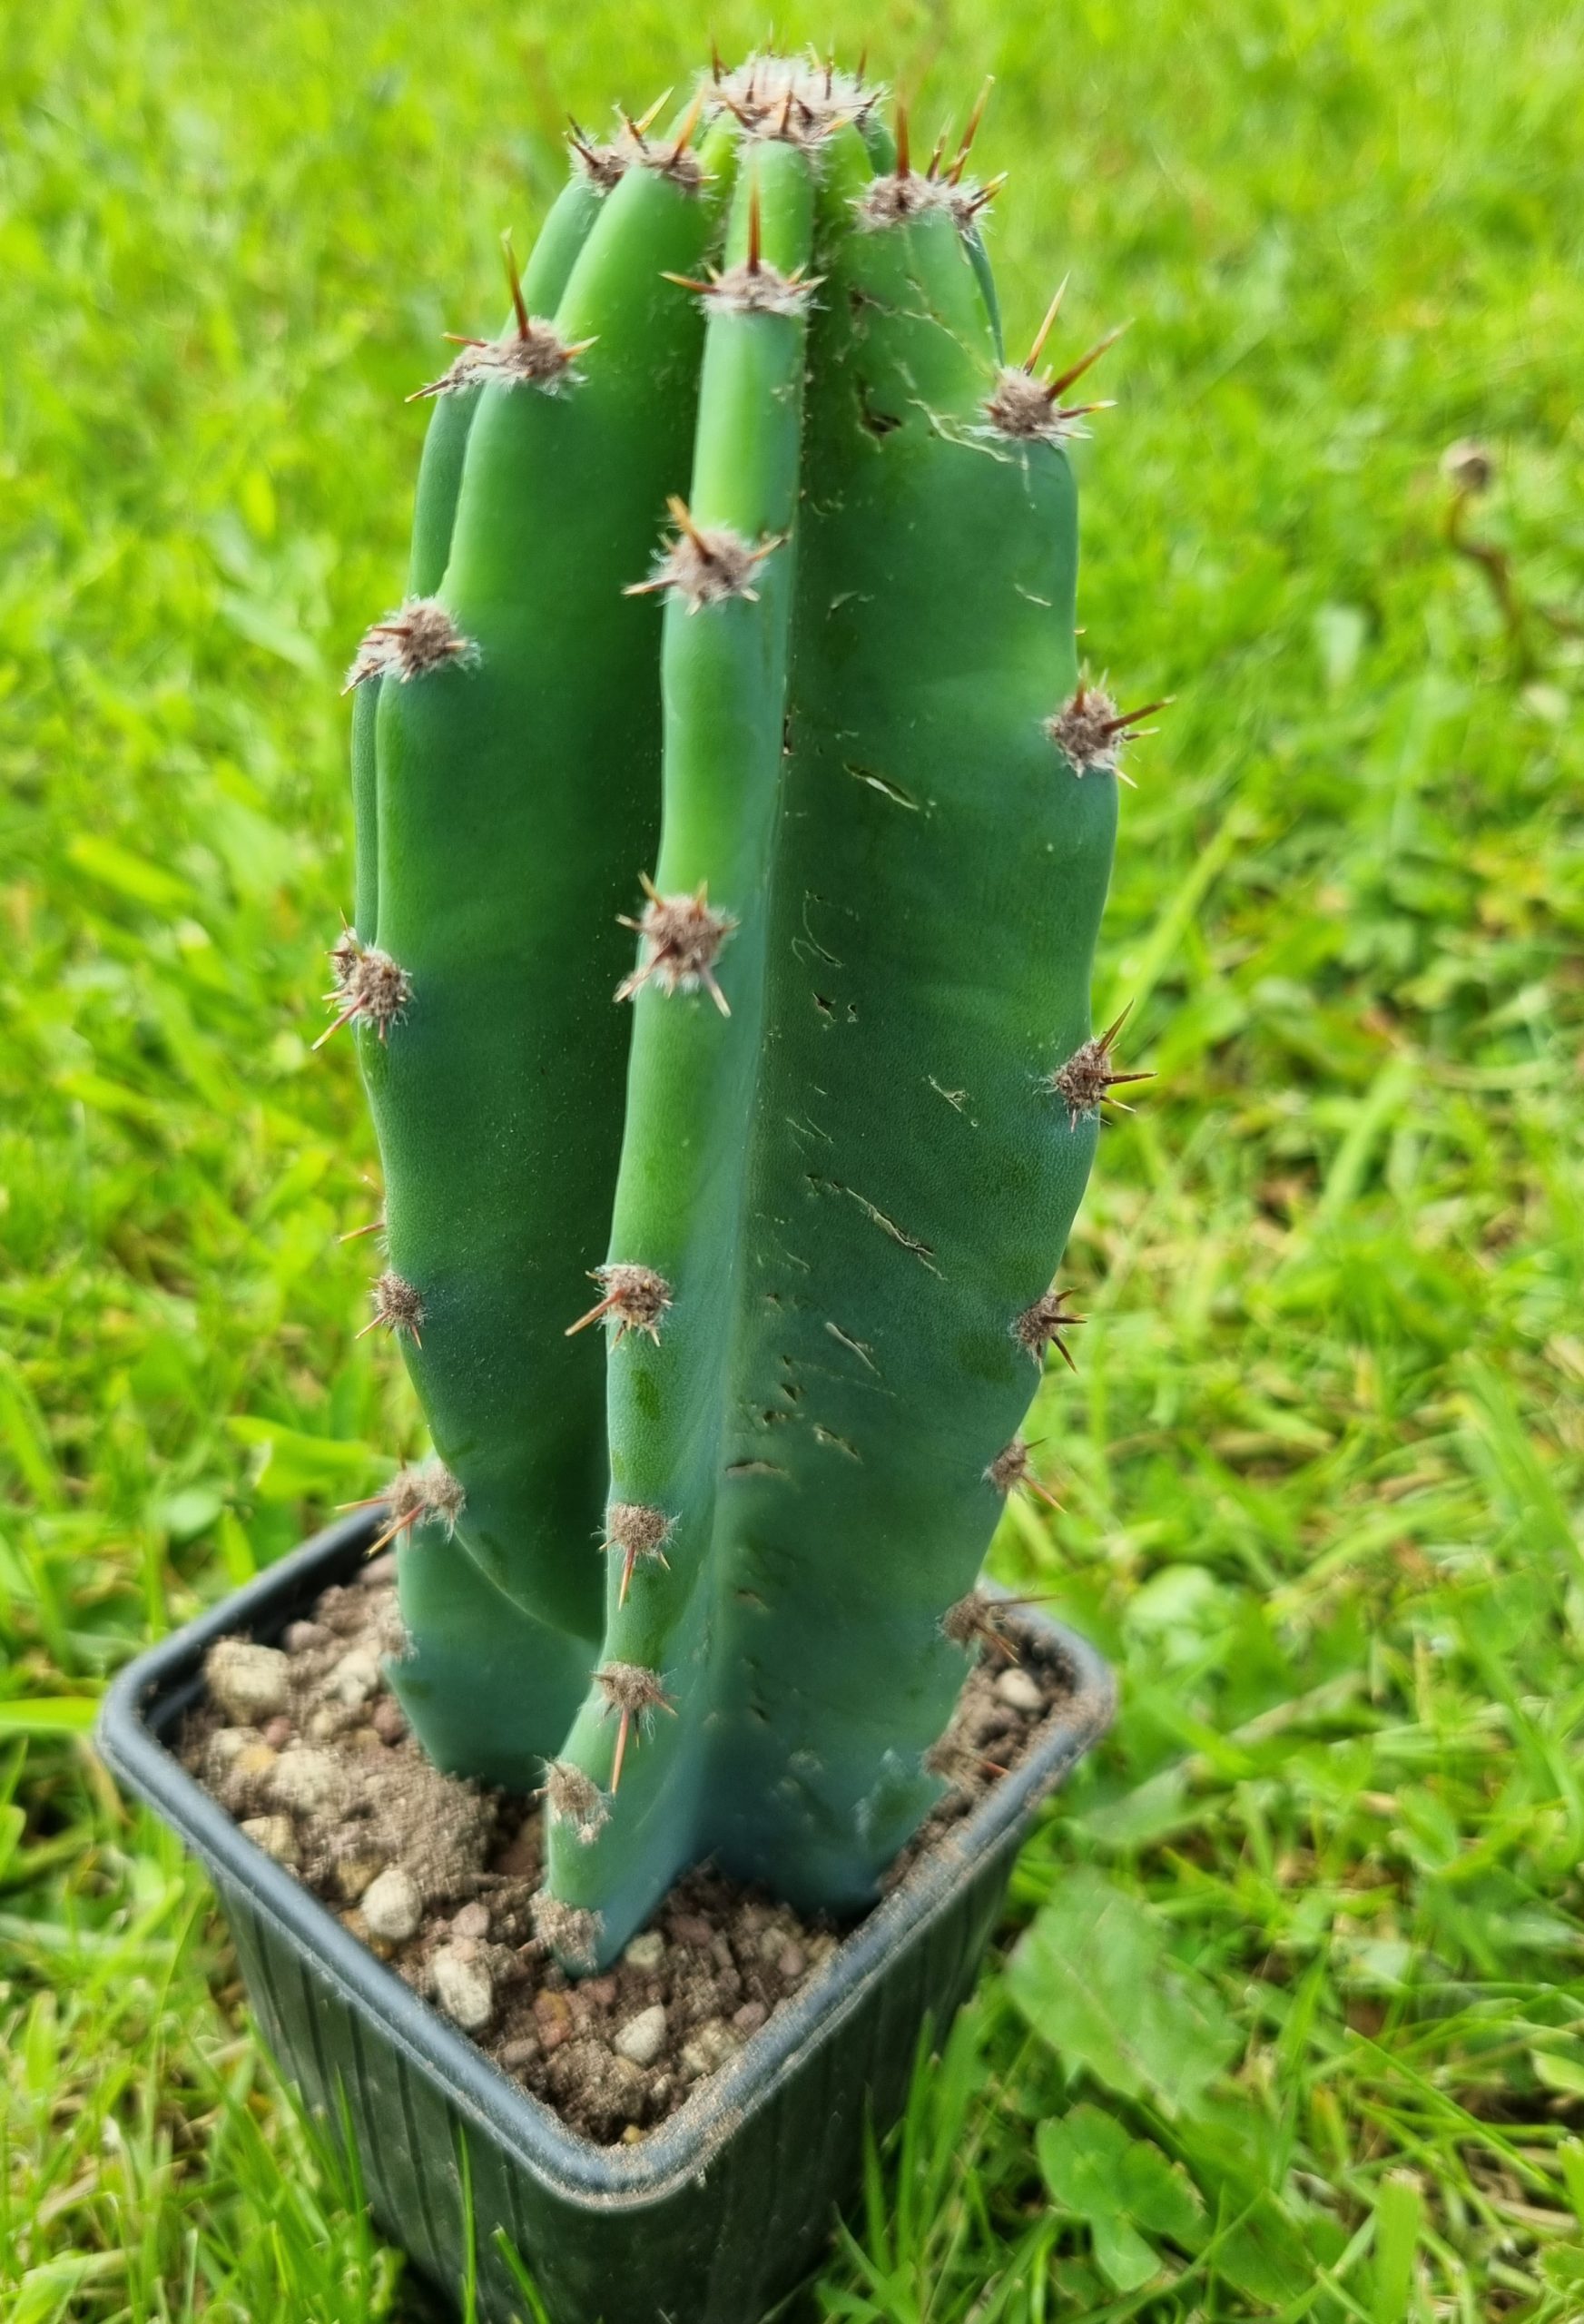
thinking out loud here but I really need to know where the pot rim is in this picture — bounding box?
[96,1510,1114,2210]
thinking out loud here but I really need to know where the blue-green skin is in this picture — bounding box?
[547,141,817,1936]
[362,178,608,1788]
[545,123,1115,1962]
[357,146,735,1785]
[349,87,1116,1940]
[349,177,603,952]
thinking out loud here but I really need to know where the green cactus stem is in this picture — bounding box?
[541,90,1126,1965]
[336,57,1142,1955]
[343,110,738,1777]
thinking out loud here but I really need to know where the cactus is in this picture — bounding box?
[334,54,1146,1965]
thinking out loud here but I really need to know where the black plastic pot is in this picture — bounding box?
[97,1511,1114,2324]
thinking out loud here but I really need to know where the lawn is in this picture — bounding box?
[3,0,1583,2316]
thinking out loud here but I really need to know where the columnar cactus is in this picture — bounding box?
[334,53,1148,1969]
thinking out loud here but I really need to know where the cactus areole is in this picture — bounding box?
[333,53,1146,1973]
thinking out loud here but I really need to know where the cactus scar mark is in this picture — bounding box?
[858,389,904,437]
[843,762,920,811]
[808,1177,943,1275]
[928,1077,971,1114]
[812,1423,862,1460]
[824,1320,878,1371]
[792,892,841,966]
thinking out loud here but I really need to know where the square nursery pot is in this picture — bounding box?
[97,1510,1115,2324]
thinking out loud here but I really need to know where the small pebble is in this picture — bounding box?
[452,1901,490,1940]
[282,1620,332,1653]
[205,1640,290,1724]
[807,1933,839,1969]
[613,2004,666,2068]
[733,2000,768,2036]
[584,1974,619,2007]
[261,1716,292,1750]
[534,1991,575,2053]
[361,1866,423,1942]
[232,1742,279,1783]
[240,1814,300,1868]
[267,1747,344,1817]
[432,1945,494,2032]
[546,2040,646,2132]
[328,1647,381,1708]
[995,1666,1043,1713]
[334,1855,384,1903]
[369,1698,408,1744]
[668,1912,713,1948]
[776,1942,806,1983]
[623,1930,666,1974]
[315,1586,358,1633]
[205,1726,258,1766]
[499,2035,539,2072]
[679,2018,742,2080]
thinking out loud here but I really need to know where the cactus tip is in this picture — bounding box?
[412,301,591,400]
[567,117,628,192]
[703,49,878,147]
[854,111,957,231]
[620,89,704,189]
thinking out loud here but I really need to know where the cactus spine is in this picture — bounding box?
[338,57,1137,1958]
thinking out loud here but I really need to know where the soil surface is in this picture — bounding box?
[181,1557,1077,2143]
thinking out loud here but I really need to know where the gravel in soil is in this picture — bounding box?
[181,1557,1077,2143]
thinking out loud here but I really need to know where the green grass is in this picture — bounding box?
[3,0,1582,2315]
